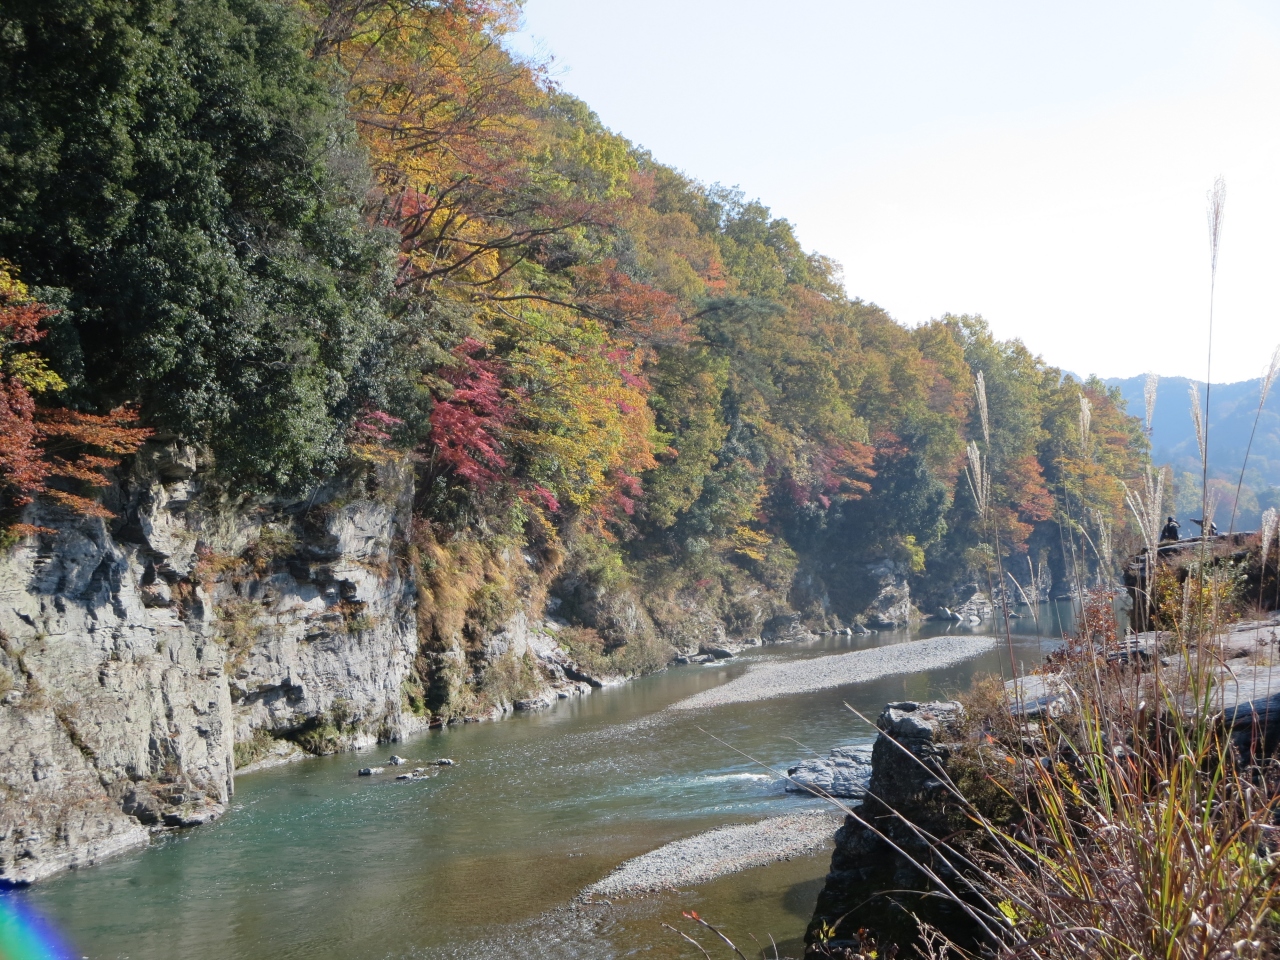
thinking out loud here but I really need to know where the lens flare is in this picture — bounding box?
[0,897,74,960]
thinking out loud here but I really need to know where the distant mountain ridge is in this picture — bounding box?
[1102,374,1280,529]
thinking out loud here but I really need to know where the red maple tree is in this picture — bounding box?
[0,263,151,529]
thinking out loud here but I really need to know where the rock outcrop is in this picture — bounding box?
[761,613,818,644]
[807,700,982,952]
[863,559,914,627]
[941,587,993,623]
[0,442,419,885]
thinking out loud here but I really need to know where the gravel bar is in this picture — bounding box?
[584,812,841,897]
[669,635,999,711]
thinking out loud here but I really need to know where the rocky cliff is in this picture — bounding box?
[0,441,742,886]
[0,442,420,885]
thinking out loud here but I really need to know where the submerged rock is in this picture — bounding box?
[514,694,555,711]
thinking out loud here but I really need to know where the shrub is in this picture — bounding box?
[233,729,278,769]
[476,649,542,710]
[559,625,671,678]
[1152,555,1246,633]
[292,699,360,755]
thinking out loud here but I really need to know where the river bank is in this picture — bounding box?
[3,615,1067,959]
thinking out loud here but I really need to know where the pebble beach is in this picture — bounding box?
[669,635,1000,711]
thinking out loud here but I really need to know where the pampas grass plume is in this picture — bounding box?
[974,371,990,446]
[1189,382,1206,465]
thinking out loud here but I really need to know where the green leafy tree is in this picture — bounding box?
[0,0,396,489]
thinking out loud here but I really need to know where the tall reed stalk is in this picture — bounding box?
[1227,344,1280,535]
[1201,178,1226,545]
[1261,506,1277,611]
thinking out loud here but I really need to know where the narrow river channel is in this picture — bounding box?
[8,611,1072,960]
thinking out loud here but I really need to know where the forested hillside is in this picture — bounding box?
[0,0,1148,711]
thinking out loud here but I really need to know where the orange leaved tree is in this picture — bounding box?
[0,261,150,537]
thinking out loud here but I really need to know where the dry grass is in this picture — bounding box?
[233,728,279,769]
[889,620,1280,960]
[411,521,548,651]
[558,624,672,678]
[244,524,300,574]
[215,597,266,675]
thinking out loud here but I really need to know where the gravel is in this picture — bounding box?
[583,811,841,897]
[668,635,999,711]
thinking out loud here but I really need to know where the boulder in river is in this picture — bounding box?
[358,767,383,776]
[786,745,873,798]
[761,613,817,644]
[514,694,555,711]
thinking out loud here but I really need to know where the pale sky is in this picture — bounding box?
[509,1,1280,383]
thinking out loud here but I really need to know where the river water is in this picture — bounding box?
[7,609,1072,960]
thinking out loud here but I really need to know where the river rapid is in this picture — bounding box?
[7,610,1072,960]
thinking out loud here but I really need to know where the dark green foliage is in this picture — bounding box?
[0,0,396,490]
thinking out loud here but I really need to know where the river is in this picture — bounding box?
[5,609,1072,960]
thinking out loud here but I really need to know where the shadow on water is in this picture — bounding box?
[8,605,1071,960]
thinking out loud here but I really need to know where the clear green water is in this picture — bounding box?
[5,610,1071,960]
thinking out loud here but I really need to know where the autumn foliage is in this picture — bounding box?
[299,0,1147,612]
[0,1,1150,624]
[427,339,513,489]
[0,262,149,529]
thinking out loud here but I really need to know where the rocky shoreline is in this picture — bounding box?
[0,437,988,888]
[806,617,1280,952]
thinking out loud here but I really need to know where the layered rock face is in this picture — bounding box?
[0,443,419,885]
[807,700,982,951]
[862,559,915,627]
[0,439,939,886]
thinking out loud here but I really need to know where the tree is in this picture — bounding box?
[0,0,396,490]
[0,261,149,530]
